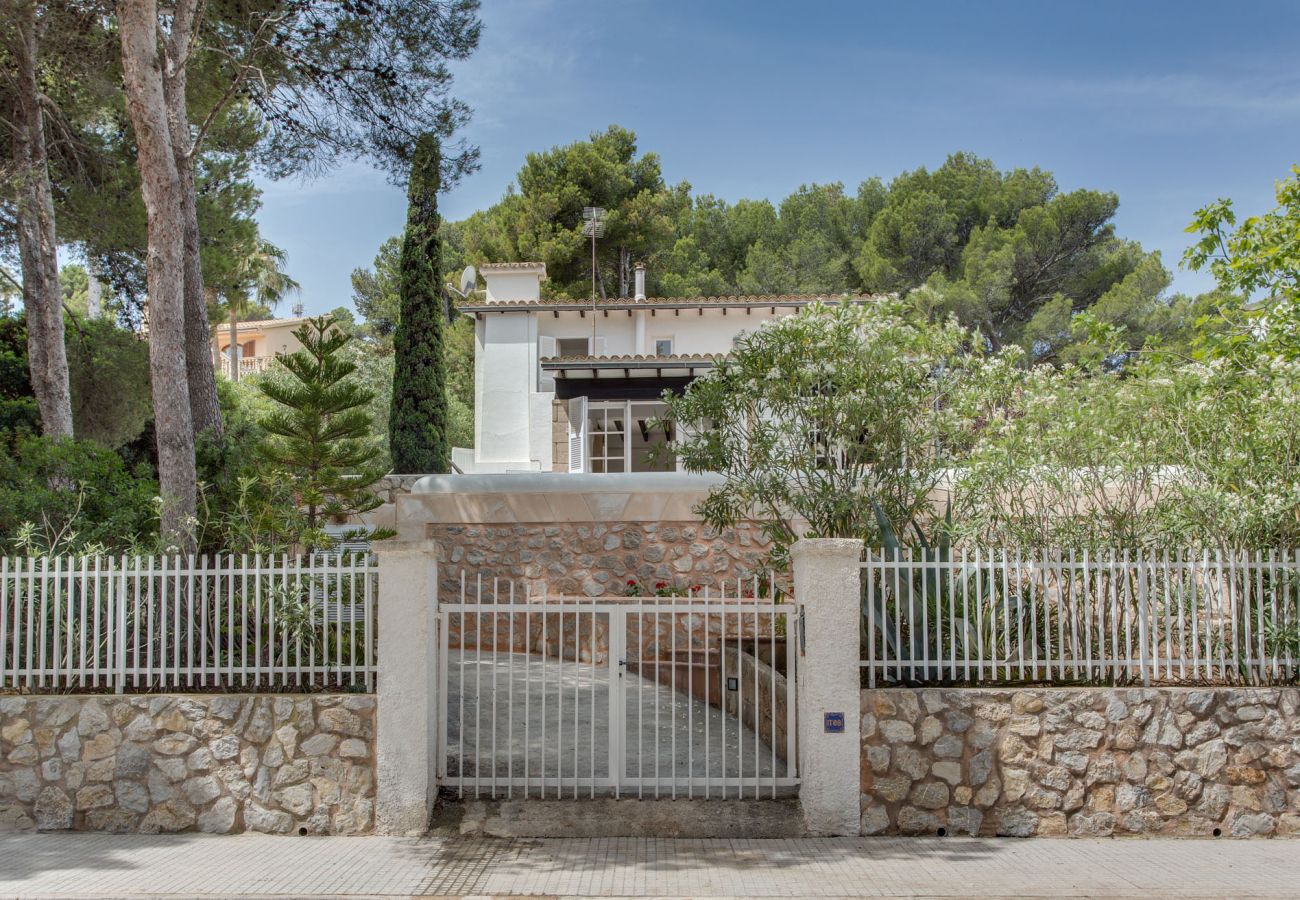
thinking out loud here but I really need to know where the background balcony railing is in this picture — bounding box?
[218,354,277,378]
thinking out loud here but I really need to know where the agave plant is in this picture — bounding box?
[864,501,1030,683]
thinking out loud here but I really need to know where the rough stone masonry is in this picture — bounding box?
[429,521,771,600]
[860,687,1300,838]
[0,694,374,834]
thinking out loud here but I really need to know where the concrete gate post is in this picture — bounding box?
[791,538,863,836]
[373,538,439,835]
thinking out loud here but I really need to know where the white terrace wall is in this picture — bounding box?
[0,694,374,834]
[859,687,1300,838]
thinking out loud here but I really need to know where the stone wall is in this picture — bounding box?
[860,687,1300,838]
[431,521,771,599]
[0,694,374,835]
[723,645,791,762]
[551,398,570,473]
[453,602,777,664]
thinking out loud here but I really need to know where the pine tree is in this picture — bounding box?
[258,315,391,548]
[389,132,450,473]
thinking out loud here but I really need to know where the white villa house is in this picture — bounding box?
[452,261,876,475]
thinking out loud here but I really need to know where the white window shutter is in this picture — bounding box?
[568,395,587,473]
[593,336,606,357]
[538,336,557,392]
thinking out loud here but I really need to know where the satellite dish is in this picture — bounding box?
[460,265,478,298]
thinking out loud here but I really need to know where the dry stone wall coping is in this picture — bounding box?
[0,694,374,835]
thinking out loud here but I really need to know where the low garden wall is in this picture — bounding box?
[860,687,1300,838]
[0,694,374,835]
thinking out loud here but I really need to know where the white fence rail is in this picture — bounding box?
[0,554,377,693]
[439,574,799,799]
[862,549,1300,687]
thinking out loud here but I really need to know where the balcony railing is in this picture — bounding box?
[218,354,277,378]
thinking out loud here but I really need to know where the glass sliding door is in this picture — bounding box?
[587,401,674,473]
[588,402,626,473]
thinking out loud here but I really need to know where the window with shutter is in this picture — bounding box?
[567,396,587,473]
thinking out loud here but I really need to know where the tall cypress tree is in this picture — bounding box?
[389,133,450,473]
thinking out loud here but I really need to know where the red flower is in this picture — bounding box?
[626,579,637,586]
[655,581,667,589]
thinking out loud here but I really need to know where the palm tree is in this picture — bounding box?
[222,240,300,382]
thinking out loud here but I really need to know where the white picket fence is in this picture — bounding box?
[0,553,377,693]
[861,549,1300,687]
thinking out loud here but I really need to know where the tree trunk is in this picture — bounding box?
[161,0,223,440]
[10,0,73,439]
[178,161,223,434]
[117,0,197,551]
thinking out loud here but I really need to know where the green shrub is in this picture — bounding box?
[0,436,158,554]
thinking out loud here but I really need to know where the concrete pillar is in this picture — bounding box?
[791,538,863,835]
[373,538,439,835]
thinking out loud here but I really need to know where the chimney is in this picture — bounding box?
[481,262,547,303]
[634,262,646,301]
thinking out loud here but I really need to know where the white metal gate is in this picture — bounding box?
[437,575,799,799]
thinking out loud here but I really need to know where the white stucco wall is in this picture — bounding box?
[534,306,780,357]
[537,314,636,355]
[474,313,539,468]
[483,269,544,303]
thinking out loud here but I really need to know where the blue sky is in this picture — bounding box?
[255,0,1300,315]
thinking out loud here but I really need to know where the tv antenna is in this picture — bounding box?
[582,207,606,300]
[583,207,606,349]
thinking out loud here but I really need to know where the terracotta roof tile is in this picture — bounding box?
[479,261,547,272]
[213,316,311,333]
[458,292,879,312]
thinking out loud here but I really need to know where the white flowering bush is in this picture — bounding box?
[664,300,992,562]
[668,297,1300,560]
[951,350,1300,549]
[1153,353,1300,548]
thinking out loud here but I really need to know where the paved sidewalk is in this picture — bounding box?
[3,833,1300,898]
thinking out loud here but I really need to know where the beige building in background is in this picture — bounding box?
[211,316,310,379]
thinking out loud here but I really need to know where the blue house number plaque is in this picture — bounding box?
[824,712,845,733]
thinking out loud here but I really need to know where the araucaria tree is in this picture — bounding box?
[257,316,389,550]
[389,133,450,473]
